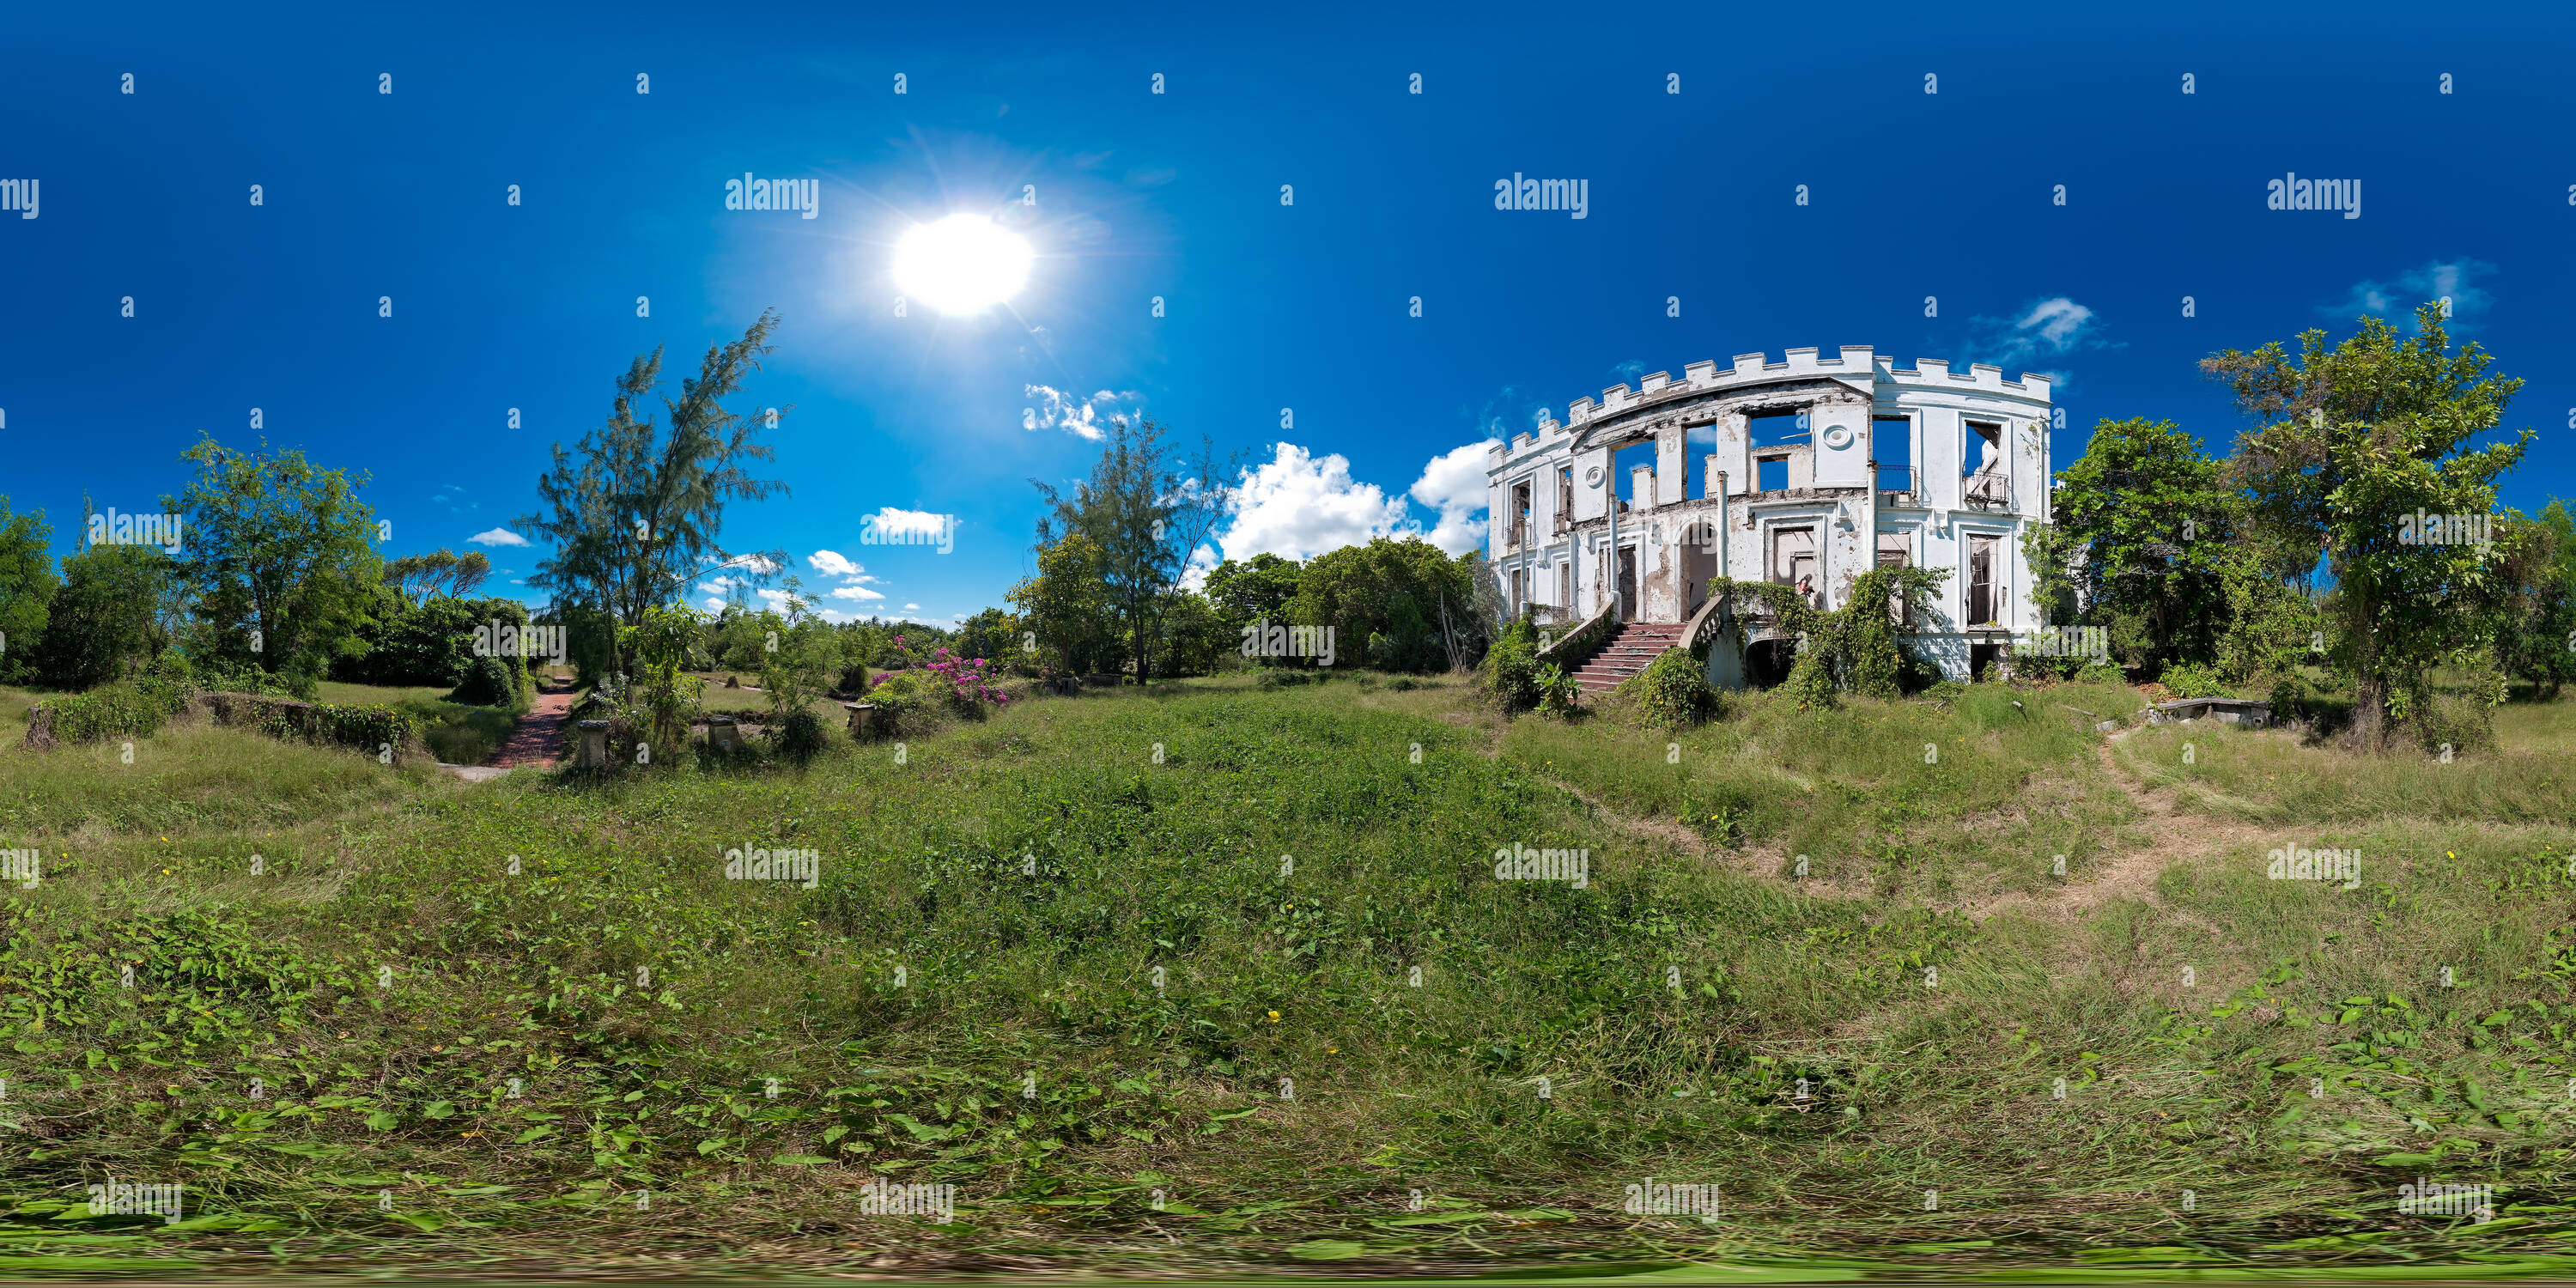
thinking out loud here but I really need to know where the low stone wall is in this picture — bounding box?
[199,692,431,766]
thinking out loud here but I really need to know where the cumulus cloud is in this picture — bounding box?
[1408,440,1500,555]
[1214,443,1411,562]
[1024,386,1140,440]
[829,583,886,601]
[2323,259,2497,334]
[467,526,527,547]
[808,549,863,579]
[868,507,952,540]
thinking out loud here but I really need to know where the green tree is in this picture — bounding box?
[34,542,173,690]
[1151,591,1233,677]
[169,437,384,685]
[0,497,56,683]
[1283,537,1468,671]
[2497,501,2576,701]
[1204,552,1303,632]
[2204,304,2532,744]
[514,312,791,678]
[1032,416,1238,682]
[1008,534,1118,676]
[383,548,492,605]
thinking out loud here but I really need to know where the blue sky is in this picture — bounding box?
[6,2,2571,625]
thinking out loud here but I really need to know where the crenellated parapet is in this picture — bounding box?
[1564,347,2051,425]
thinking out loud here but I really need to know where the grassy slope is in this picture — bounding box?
[0,677,2570,1276]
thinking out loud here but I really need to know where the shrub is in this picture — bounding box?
[2160,661,2228,698]
[1256,669,1318,690]
[42,680,189,744]
[1626,647,1716,726]
[2409,690,2494,756]
[774,708,829,760]
[447,654,529,709]
[1534,661,1580,715]
[835,663,870,696]
[1482,619,1542,714]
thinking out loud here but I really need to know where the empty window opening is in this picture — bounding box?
[1967,533,1998,625]
[1756,454,1789,492]
[1610,441,1656,511]
[1873,416,1913,493]
[1771,526,1818,604]
[1749,410,1807,448]
[1686,422,1719,497]
[1558,561,1571,608]
[1555,466,1574,532]
[1510,568,1526,614]
[1510,480,1533,546]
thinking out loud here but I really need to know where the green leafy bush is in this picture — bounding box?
[774,708,829,760]
[447,654,530,709]
[1481,619,1541,714]
[1534,661,1580,715]
[2409,690,2494,756]
[43,680,190,744]
[1625,647,1716,726]
[2159,661,2227,698]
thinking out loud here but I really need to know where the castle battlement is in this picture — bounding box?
[1565,347,2050,423]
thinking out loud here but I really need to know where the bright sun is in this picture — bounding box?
[891,213,1034,316]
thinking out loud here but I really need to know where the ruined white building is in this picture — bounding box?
[1482,347,2056,688]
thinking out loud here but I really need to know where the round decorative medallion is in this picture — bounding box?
[1822,425,1855,450]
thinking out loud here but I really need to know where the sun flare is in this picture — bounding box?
[891,213,1034,316]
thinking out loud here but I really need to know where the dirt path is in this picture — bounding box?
[1960,726,2273,921]
[487,685,578,769]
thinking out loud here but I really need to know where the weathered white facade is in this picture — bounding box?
[1483,347,2055,684]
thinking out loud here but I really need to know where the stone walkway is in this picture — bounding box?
[488,685,578,769]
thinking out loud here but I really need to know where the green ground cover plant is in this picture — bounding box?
[0,674,2568,1278]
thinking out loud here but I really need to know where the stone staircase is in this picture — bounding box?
[1568,621,1687,692]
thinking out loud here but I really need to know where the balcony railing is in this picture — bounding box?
[1875,463,1916,506]
[1963,471,2011,510]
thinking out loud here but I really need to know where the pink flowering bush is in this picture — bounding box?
[924,647,1012,708]
[867,648,1010,726]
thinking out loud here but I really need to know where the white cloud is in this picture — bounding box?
[468,527,527,547]
[868,507,952,540]
[1024,386,1140,440]
[703,596,725,611]
[1215,443,1411,563]
[1409,440,1500,555]
[2324,259,2497,334]
[903,602,921,611]
[809,549,864,579]
[1964,295,2116,387]
[830,584,886,601]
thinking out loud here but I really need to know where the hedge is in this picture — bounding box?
[199,692,428,764]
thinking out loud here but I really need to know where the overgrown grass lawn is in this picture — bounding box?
[0,676,2572,1277]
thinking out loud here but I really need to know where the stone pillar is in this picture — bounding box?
[575,720,611,768]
